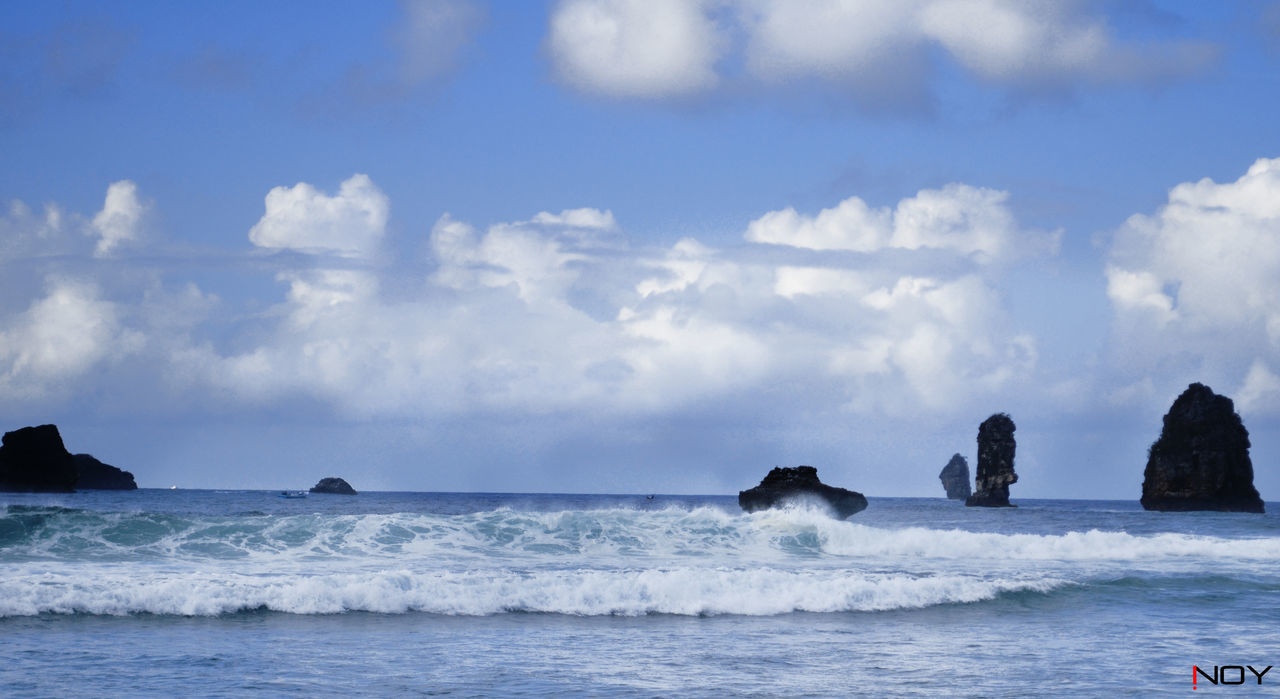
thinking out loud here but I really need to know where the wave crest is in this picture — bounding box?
[0,567,1065,617]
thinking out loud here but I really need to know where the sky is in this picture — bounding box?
[2,0,1280,498]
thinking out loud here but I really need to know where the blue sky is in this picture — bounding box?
[3,0,1280,498]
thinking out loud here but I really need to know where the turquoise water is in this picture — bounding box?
[2,490,1278,695]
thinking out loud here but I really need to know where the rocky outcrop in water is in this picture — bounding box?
[0,424,79,492]
[310,477,357,495]
[966,414,1017,507]
[939,453,971,500]
[1141,383,1264,513]
[73,454,138,490]
[738,466,867,518]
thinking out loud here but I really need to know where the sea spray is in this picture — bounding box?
[3,499,1277,618]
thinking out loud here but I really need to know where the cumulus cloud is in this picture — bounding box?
[0,173,1049,441]
[154,181,1041,422]
[1106,157,1280,410]
[547,0,724,98]
[549,0,1215,103]
[0,279,127,398]
[248,174,389,259]
[431,213,591,307]
[746,183,1058,263]
[90,180,144,257]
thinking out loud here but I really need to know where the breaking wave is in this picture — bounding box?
[2,503,1274,617]
[0,567,1068,617]
[4,503,1277,563]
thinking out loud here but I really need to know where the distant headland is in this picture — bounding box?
[0,424,135,492]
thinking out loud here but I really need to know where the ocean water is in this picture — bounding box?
[2,490,1277,696]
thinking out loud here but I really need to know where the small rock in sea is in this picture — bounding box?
[939,453,971,500]
[1141,383,1264,513]
[310,477,358,495]
[738,466,867,519]
[966,413,1018,508]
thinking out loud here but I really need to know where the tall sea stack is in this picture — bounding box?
[1141,383,1264,513]
[939,453,971,500]
[965,413,1017,507]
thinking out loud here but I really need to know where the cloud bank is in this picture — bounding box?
[4,159,1276,493]
[0,175,1053,428]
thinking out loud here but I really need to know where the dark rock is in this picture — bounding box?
[939,453,971,500]
[0,425,79,492]
[738,466,867,518]
[73,454,137,490]
[1141,383,1264,513]
[310,477,357,495]
[966,413,1018,507]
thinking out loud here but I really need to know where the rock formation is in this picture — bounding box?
[939,453,971,500]
[310,477,358,495]
[966,413,1018,507]
[1141,383,1264,513]
[73,454,138,490]
[0,425,79,492]
[738,466,867,518]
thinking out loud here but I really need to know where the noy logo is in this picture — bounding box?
[1193,665,1272,689]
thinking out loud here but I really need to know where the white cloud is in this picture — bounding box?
[0,279,124,397]
[917,0,1108,82]
[90,180,144,258]
[530,207,617,231]
[1104,267,1175,325]
[746,183,1056,263]
[1238,360,1280,415]
[158,185,1041,422]
[1,199,69,260]
[741,0,926,101]
[248,174,389,259]
[1106,157,1280,405]
[549,0,1215,102]
[547,0,724,98]
[746,195,891,252]
[0,178,1047,436]
[396,0,486,84]
[773,266,870,299]
[430,213,589,307]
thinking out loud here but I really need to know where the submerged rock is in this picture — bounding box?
[310,477,357,495]
[939,453,971,500]
[73,454,138,490]
[738,466,867,519]
[966,413,1018,508]
[0,424,79,492]
[1141,383,1264,513]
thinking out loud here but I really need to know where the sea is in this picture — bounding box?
[1,490,1277,697]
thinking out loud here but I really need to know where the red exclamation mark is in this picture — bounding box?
[1193,665,1198,690]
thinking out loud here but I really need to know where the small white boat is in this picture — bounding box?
[277,490,308,499]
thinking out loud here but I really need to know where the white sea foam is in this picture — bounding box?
[0,566,1066,617]
[746,506,1280,562]
[6,504,1279,566]
[5,503,1278,618]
